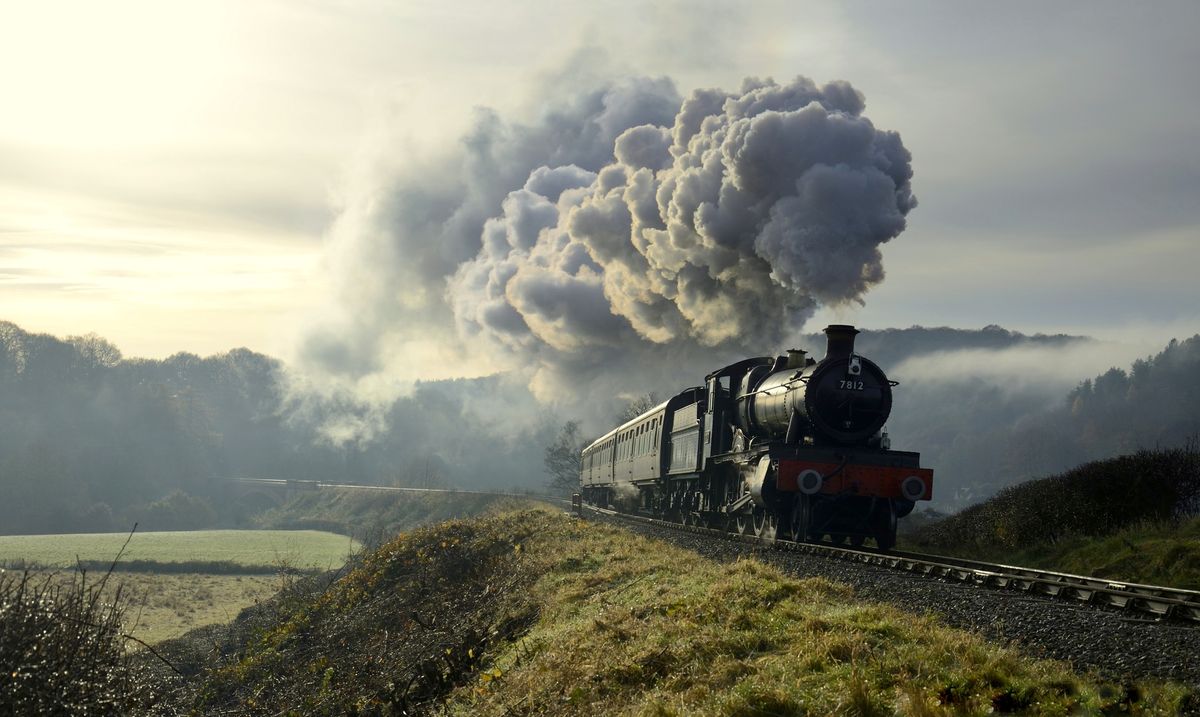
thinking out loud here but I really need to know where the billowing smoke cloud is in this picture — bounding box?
[299,73,915,436]
[448,75,915,403]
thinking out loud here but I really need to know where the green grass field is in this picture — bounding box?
[0,529,359,571]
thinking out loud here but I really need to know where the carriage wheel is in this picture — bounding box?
[789,495,813,543]
[696,491,712,529]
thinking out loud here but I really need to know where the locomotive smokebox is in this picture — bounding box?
[823,325,859,359]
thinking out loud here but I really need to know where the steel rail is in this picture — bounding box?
[579,502,1200,625]
[223,477,536,499]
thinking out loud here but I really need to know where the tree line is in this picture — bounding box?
[0,321,553,534]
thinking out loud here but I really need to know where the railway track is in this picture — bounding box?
[579,502,1200,625]
[226,477,535,499]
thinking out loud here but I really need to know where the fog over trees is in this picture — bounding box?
[1,319,1196,533]
[0,321,552,534]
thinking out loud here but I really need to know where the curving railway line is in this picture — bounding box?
[232,476,1200,625]
[578,501,1200,626]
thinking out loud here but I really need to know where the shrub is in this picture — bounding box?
[0,568,164,714]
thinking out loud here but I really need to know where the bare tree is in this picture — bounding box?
[544,421,586,495]
[615,393,659,424]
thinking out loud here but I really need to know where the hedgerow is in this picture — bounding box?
[911,447,1200,553]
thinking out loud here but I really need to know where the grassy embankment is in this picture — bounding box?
[0,529,357,644]
[178,507,1196,715]
[907,448,1200,589]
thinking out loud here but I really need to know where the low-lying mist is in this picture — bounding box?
[6,318,1196,536]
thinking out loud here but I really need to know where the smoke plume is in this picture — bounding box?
[450,75,915,402]
[301,73,916,433]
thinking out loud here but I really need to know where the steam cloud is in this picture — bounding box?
[450,75,915,400]
[303,74,916,427]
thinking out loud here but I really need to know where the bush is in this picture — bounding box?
[912,447,1200,552]
[0,568,163,714]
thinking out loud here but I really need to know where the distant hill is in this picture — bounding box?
[923,333,1200,505]
[1040,335,1200,465]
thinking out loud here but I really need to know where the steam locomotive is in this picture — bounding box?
[579,325,932,550]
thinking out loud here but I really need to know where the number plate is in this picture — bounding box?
[838,380,865,391]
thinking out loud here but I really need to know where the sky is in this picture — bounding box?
[3,0,1199,366]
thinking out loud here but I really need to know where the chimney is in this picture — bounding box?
[823,324,859,360]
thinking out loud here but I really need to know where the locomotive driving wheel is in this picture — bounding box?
[751,506,767,538]
[873,501,897,551]
[754,507,779,542]
[735,509,751,535]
